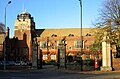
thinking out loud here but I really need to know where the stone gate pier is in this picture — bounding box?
[100,32,112,71]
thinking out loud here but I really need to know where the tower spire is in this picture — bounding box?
[22,3,25,12]
[22,3,27,13]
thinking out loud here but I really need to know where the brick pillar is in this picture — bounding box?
[29,40,32,61]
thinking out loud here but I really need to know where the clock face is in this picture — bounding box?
[22,26,26,29]
[18,22,28,32]
[18,26,27,32]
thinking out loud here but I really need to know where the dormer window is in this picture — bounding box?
[51,34,57,37]
[68,34,74,37]
[86,33,91,36]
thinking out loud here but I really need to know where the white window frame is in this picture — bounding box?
[50,55,56,60]
[43,54,48,60]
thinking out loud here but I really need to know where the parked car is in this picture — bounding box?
[27,61,32,66]
[0,61,15,66]
[20,61,27,66]
[15,61,27,66]
[15,61,21,66]
[0,61,4,66]
[6,61,15,66]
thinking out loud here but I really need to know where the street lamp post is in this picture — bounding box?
[4,0,11,70]
[79,0,83,71]
[79,0,82,53]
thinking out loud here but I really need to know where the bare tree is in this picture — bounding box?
[96,0,120,28]
[93,0,120,45]
[0,22,5,33]
[91,0,120,56]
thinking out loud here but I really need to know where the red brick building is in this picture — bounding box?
[0,11,101,62]
[0,23,6,60]
[1,11,120,70]
[0,34,5,60]
[36,28,102,62]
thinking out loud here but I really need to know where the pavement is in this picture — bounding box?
[57,68,120,74]
[0,65,120,74]
[1,65,120,79]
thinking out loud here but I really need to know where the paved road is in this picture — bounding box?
[0,65,120,79]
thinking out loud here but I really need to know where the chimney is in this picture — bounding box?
[107,19,111,32]
[108,19,111,27]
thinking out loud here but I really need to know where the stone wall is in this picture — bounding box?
[112,58,120,70]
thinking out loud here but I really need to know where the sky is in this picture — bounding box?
[0,0,103,37]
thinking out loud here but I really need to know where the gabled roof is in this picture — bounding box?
[36,28,97,37]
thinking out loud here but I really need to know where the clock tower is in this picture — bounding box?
[14,11,36,61]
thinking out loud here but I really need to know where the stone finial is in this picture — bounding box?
[102,31,110,42]
[104,31,108,36]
